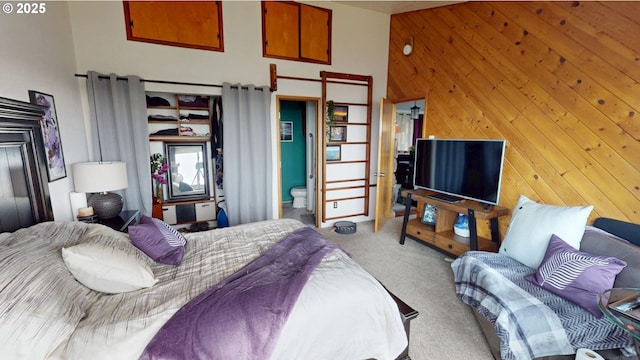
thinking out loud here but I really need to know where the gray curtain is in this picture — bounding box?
[86,71,152,216]
[222,83,272,226]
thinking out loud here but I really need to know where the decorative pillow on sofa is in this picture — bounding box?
[525,234,626,317]
[62,242,158,293]
[128,215,187,265]
[498,195,593,269]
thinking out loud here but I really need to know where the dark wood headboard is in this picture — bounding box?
[0,96,52,232]
[594,217,640,247]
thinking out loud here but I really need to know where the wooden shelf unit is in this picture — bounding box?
[399,189,509,257]
[321,71,373,222]
[147,92,219,227]
[146,92,212,142]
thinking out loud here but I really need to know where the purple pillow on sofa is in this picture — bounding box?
[128,216,187,265]
[525,234,626,317]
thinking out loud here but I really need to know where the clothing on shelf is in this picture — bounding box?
[211,96,222,157]
[148,114,178,121]
[179,126,194,136]
[146,95,170,107]
[178,95,208,108]
[152,128,179,136]
[215,149,223,189]
[179,113,209,121]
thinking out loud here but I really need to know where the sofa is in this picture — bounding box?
[452,195,640,360]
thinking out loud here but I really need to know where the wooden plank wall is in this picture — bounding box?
[387,1,640,237]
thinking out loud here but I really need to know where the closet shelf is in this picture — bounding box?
[180,119,209,125]
[179,106,209,111]
[148,120,210,124]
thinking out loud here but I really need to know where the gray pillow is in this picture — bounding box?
[580,227,640,288]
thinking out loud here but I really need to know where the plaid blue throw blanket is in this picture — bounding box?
[452,251,632,360]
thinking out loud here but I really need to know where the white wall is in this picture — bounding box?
[67,1,390,227]
[0,2,89,222]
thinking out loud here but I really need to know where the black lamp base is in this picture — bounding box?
[88,192,123,219]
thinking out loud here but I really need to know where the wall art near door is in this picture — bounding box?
[329,126,347,142]
[280,121,293,142]
[28,90,66,182]
[326,145,341,161]
[334,105,348,122]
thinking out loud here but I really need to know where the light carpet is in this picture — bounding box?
[318,216,494,360]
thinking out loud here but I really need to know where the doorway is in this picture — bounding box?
[392,99,424,217]
[374,98,425,232]
[277,97,320,227]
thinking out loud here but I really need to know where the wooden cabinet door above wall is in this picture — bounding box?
[262,1,299,59]
[262,1,331,64]
[123,1,224,51]
[300,3,330,63]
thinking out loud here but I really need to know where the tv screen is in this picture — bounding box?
[413,138,506,205]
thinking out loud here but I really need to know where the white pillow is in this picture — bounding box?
[498,195,593,269]
[62,243,158,293]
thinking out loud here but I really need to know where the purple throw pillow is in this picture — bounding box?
[525,234,626,317]
[128,216,187,265]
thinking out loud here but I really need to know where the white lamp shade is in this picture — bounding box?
[72,162,128,193]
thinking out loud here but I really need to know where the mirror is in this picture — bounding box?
[164,142,210,201]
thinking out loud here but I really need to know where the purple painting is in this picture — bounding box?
[29,90,66,182]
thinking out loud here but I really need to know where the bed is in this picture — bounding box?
[0,218,411,359]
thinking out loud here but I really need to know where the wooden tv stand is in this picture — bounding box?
[399,189,509,257]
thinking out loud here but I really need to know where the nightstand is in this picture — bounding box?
[97,210,140,233]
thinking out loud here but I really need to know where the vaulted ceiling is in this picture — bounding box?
[334,1,462,15]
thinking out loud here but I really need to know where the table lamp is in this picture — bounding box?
[72,161,128,219]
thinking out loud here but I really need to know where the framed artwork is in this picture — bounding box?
[280,121,293,142]
[421,203,437,225]
[326,145,341,161]
[28,90,67,182]
[334,105,348,122]
[329,126,347,142]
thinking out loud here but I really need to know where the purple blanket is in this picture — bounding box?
[140,227,339,360]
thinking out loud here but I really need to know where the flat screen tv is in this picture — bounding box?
[413,138,506,206]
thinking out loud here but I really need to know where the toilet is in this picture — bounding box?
[290,186,307,208]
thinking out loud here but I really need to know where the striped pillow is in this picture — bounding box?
[128,215,187,265]
[525,234,626,317]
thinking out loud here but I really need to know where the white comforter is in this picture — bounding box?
[0,219,406,360]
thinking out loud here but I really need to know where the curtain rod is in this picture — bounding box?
[74,73,270,91]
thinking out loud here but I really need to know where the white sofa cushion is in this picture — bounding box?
[498,195,593,269]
